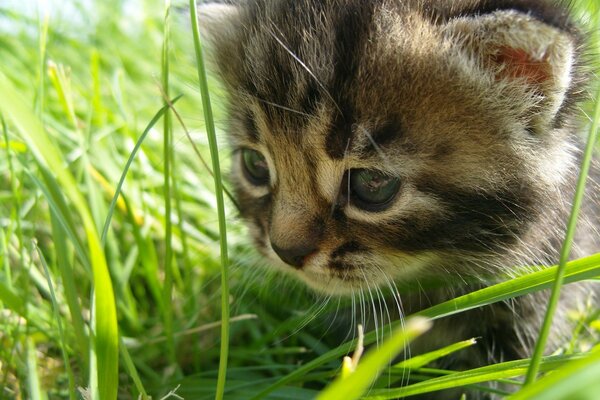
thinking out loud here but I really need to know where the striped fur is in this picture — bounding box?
[200,1,599,397]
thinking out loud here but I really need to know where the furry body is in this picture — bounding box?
[201,1,599,397]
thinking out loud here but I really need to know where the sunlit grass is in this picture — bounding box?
[0,0,599,399]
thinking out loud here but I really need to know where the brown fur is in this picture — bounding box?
[200,1,599,398]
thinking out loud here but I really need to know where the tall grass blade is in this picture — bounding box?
[2,116,23,282]
[525,74,600,385]
[161,0,176,366]
[512,348,600,399]
[190,2,231,399]
[119,336,149,400]
[0,70,119,400]
[26,337,45,400]
[26,166,89,270]
[35,242,76,400]
[100,96,182,245]
[50,211,89,377]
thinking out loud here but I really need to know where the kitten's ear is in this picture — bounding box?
[447,10,576,121]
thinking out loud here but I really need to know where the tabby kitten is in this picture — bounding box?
[200,0,599,397]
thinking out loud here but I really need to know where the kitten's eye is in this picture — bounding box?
[349,169,400,211]
[241,148,270,185]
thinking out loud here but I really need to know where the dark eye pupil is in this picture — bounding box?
[349,169,400,211]
[242,149,270,185]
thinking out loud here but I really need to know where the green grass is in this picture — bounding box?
[0,0,600,399]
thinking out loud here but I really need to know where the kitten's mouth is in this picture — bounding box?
[262,238,433,295]
[294,268,364,295]
[266,246,374,294]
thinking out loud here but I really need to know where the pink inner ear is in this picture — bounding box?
[491,46,551,86]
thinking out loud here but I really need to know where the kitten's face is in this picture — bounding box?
[204,0,580,294]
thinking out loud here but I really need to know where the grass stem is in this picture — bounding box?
[189,2,231,399]
[525,80,600,385]
[162,0,176,367]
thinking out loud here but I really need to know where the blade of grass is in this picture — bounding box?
[395,367,522,386]
[0,70,119,400]
[95,101,183,400]
[251,253,600,399]
[35,242,76,400]
[49,211,89,378]
[393,338,478,370]
[119,335,149,400]
[190,2,231,400]
[366,354,584,399]
[161,0,176,367]
[100,96,182,244]
[524,69,600,385]
[2,116,23,285]
[47,62,78,130]
[26,337,45,400]
[511,347,600,400]
[317,318,431,400]
[25,166,89,270]
[34,0,48,116]
[416,254,600,321]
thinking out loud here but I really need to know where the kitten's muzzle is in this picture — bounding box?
[271,241,318,269]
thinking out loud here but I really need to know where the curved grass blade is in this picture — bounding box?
[317,318,431,400]
[416,254,600,321]
[365,354,584,399]
[0,70,119,400]
[524,73,600,385]
[511,348,600,400]
[100,95,182,245]
[35,242,76,400]
[49,209,89,373]
[253,253,600,399]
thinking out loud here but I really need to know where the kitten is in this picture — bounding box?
[199,0,599,397]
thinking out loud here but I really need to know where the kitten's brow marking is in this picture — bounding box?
[357,125,390,163]
[266,25,343,115]
[258,98,312,118]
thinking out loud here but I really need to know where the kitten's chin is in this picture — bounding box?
[294,271,360,296]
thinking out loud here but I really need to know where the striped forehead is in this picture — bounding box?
[233,1,417,155]
[236,1,378,128]
[231,0,575,126]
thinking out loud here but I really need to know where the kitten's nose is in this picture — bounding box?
[271,242,318,268]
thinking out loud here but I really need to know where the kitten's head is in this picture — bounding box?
[200,0,585,294]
